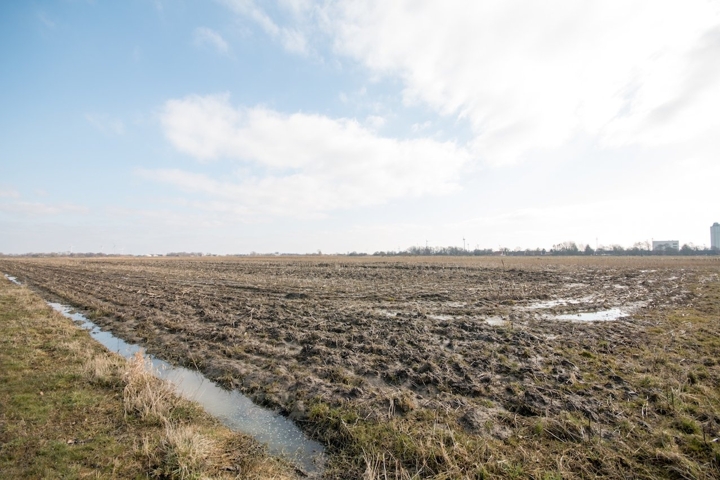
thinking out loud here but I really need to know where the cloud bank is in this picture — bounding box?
[222,1,720,165]
[150,94,471,217]
[332,1,720,162]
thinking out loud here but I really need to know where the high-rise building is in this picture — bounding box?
[712,222,720,250]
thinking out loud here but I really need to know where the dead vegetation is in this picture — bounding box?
[123,351,179,424]
[2,256,720,478]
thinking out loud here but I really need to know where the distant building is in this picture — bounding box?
[652,240,679,251]
[712,223,720,250]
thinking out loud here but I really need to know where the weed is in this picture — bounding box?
[533,420,545,437]
[158,424,213,479]
[123,351,178,424]
[84,354,124,387]
[673,417,700,435]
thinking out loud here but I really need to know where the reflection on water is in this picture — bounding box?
[524,296,595,310]
[4,274,21,285]
[47,302,325,476]
[552,308,629,322]
[484,316,507,326]
[522,294,637,322]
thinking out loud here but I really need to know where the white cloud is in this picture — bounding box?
[108,205,231,229]
[153,93,470,217]
[218,0,309,55]
[364,115,385,130]
[318,1,720,165]
[412,121,431,133]
[0,202,89,216]
[85,113,125,135]
[277,0,313,17]
[193,27,230,54]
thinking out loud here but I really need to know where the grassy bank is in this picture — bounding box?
[0,276,296,479]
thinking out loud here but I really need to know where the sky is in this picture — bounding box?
[1,0,720,255]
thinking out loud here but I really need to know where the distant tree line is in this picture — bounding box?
[2,243,717,258]
[370,242,719,257]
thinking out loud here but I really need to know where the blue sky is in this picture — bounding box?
[1,0,719,254]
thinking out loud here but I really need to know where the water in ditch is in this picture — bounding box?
[3,274,324,476]
[47,302,325,476]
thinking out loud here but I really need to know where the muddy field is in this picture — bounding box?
[2,255,719,478]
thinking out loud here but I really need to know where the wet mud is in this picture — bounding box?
[0,256,714,452]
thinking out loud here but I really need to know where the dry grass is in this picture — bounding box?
[157,424,215,479]
[0,275,297,479]
[123,351,179,424]
[84,353,125,387]
[362,450,412,480]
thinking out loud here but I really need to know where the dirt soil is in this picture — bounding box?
[2,255,719,478]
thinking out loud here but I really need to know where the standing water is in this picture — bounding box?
[3,274,324,476]
[49,302,325,475]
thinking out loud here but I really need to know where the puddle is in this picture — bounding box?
[46,302,325,476]
[4,274,21,285]
[484,316,507,326]
[550,308,629,322]
[523,296,596,310]
[521,293,637,322]
[427,314,454,321]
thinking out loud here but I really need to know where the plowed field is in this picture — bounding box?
[2,256,719,479]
